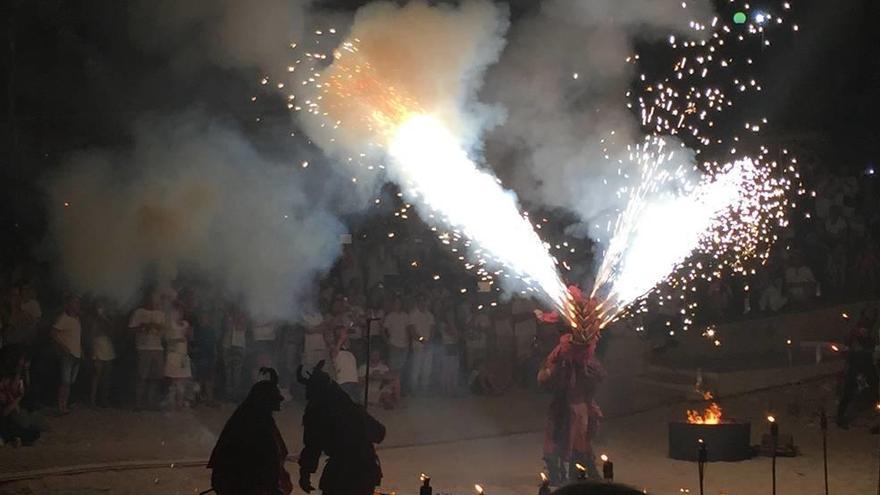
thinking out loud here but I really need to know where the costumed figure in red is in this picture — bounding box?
[208,367,292,495]
[297,360,386,495]
[537,286,606,484]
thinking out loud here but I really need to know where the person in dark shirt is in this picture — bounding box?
[837,308,879,428]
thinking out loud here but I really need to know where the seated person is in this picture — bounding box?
[358,349,400,409]
[0,346,44,446]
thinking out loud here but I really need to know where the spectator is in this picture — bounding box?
[251,320,279,381]
[437,306,460,396]
[491,303,515,390]
[758,277,788,313]
[407,296,435,395]
[221,304,248,401]
[825,205,848,242]
[464,304,490,372]
[512,297,538,386]
[129,290,166,410]
[164,304,193,410]
[784,252,817,305]
[193,301,221,407]
[52,294,82,415]
[358,348,399,409]
[87,299,116,407]
[826,241,848,296]
[0,346,43,446]
[706,279,733,321]
[467,358,502,396]
[854,239,879,297]
[382,298,410,373]
[2,285,41,347]
[328,329,360,403]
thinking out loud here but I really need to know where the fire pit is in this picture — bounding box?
[668,394,752,462]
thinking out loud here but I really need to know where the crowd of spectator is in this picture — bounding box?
[0,213,567,448]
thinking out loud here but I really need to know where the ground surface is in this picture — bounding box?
[1,376,879,495]
[2,330,878,494]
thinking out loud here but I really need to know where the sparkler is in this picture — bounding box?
[279,0,801,338]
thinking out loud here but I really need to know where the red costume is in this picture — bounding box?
[539,329,604,482]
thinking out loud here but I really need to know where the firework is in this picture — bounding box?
[278,0,801,338]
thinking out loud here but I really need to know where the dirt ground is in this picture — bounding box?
[1,376,879,495]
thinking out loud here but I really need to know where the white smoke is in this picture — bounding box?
[46,115,348,319]
[483,0,715,248]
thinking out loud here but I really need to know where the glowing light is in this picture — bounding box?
[474,484,484,495]
[600,454,609,462]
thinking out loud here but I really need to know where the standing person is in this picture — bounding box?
[164,303,193,410]
[87,299,116,408]
[837,308,879,428]
[512,297,539,387]
[3,284,42,347]
[193,301,221,407]
[407,296,435,395]
[129,290,166,410]
[302,311,329,371]
[251,320,279,381]
[438,307,460,396]
[464,302,490,373]
[328,329,360,403]
[491,303,515,391]
[382,298,410,374]
[222,304,248,402]
[52,294,82,415]
[539,329,605,484]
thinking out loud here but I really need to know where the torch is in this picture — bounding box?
[538,473,551,495]
[768,415,778,495]
[419,473,432,495]
[697,439,707,495]
[601,454,614,483]
[820,409,829,495]
[475,484,485,495]
[574,463,587,481]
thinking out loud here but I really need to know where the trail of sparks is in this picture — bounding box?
[586,1,802,330]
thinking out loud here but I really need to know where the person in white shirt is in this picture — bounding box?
[164,305,193,410]
[129,290,166,410]
[52,294,82,415]
[759,277,788,313]
[383,298,410,371]
[784,253,817,305]
[407,297,435,394]
[302,311,329,369]
[329,330,360,403]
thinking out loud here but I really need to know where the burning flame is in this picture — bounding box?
[474,484,484,495]
[687,391,723,425]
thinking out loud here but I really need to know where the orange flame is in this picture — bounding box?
[687,391,723,424]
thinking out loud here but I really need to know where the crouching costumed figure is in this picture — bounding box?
[297,361,386,495]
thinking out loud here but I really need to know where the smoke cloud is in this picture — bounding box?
[47,115,348,318]
[483,0,714,246]
[299,0,509,157]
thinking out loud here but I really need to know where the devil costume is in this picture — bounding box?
[208,368,292,495]
[297,361,385,495]
[539,332,605,484]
